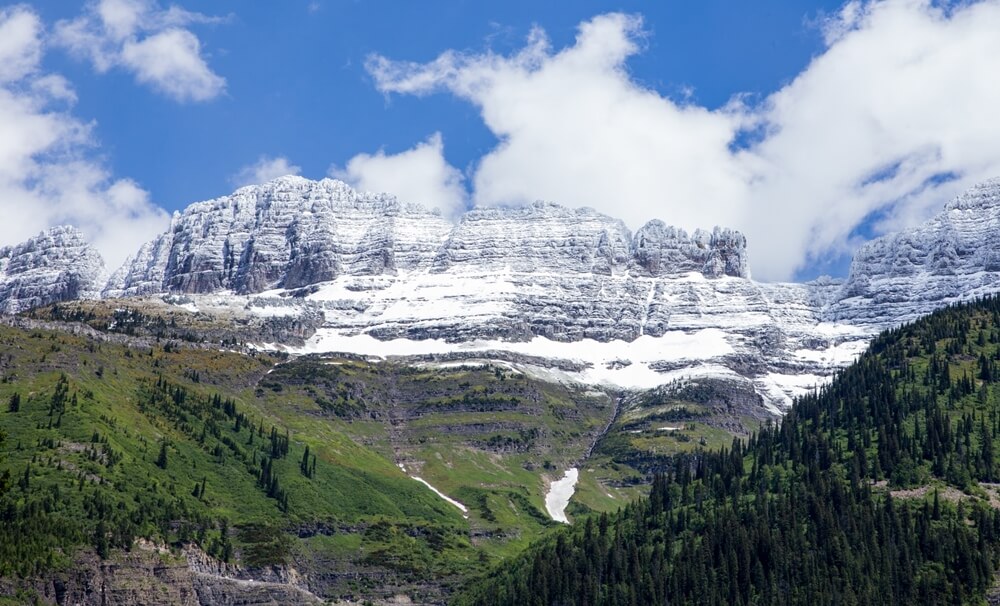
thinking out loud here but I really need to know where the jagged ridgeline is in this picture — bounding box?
[455,295,1000,606]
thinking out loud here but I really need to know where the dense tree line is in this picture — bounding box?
[0,372,291,575]
[457,295,1000,605]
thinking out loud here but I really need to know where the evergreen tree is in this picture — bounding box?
[155,441,168,469]
[456,295,1000,606]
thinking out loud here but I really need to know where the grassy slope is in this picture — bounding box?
[254,356,622,557]
[0,326,481,585]
[0,313,634,598]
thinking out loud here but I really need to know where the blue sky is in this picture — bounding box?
[29,1,842,207]
[4,1,1000,280]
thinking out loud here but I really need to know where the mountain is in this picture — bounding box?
[97,176,1000,410]
[102,176,748,299]
[5,177,1000,412]
[0,226,106,315]
[3,178,1000,604]
[830,176,1000,325]
[89,177,827,410]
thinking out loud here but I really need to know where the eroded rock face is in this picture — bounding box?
[4,543,320,606]
[633,221,748,279]
[431,202,634,276]
[830,177,1000,325]
[0,226,106,314]
[102,178,749,298]
[103,177,454,297]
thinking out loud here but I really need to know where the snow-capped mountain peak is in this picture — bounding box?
[3,176,1000,412]
[0,226,107,314]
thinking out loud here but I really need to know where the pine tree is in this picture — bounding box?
[301,445,312,477]
[156,441,168,469]
[94,519,109,559]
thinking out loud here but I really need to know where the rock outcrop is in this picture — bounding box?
[103,177,454,297]
[0,226,106,314]
[3,543,320,606]
[633,221,748,279]
[830,177,1000,325]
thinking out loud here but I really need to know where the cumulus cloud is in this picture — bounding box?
[54,0,225,102]
[231,156,302,187]
[0,5,43,83]
[0,5,168,270]
[742,0,1000,277]
[330,133,468,218]
[367,2,1000,281]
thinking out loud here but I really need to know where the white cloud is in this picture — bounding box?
[330,133,468,218]
[54,0,225,102]
[121,29,224,102]
[232,156,302,187]
[368,2,1000,281]
[0,5,168,270]
[0,5,43,83]
[736,0,1000,277]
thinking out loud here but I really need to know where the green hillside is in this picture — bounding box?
[456,296,1000,605]
[0,309,630,602]
[0,327,478,590]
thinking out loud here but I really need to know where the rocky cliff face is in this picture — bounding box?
[4,176,1000,410]
[0,226,106,314]
[103,177,749,298]
[633,221,748,279]
[103,177,455,297]
[829,177,1000,325]
[431,202,633,276]
[4,542,321,606]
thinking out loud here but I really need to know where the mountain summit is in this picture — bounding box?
[3,177,1000,410]
[0,225,106,314]
[102,177,749,298]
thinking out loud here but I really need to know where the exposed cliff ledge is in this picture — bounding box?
[829,177,1000,325]
[1,542,321,606]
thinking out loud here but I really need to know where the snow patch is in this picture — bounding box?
[545,468,579,524]
[756,372,830,413]
[792,340,868,366]
[283,329,734,390]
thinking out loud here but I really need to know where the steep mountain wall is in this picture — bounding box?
[3,176,1000,409]
[0,226,106,314]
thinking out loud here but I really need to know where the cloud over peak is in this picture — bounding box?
[0,4,169,270]
[368,2,1000,281]
[331,133,467,219]
[232,156,303,188]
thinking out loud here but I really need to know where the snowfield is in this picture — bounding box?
[545,468,579,524]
